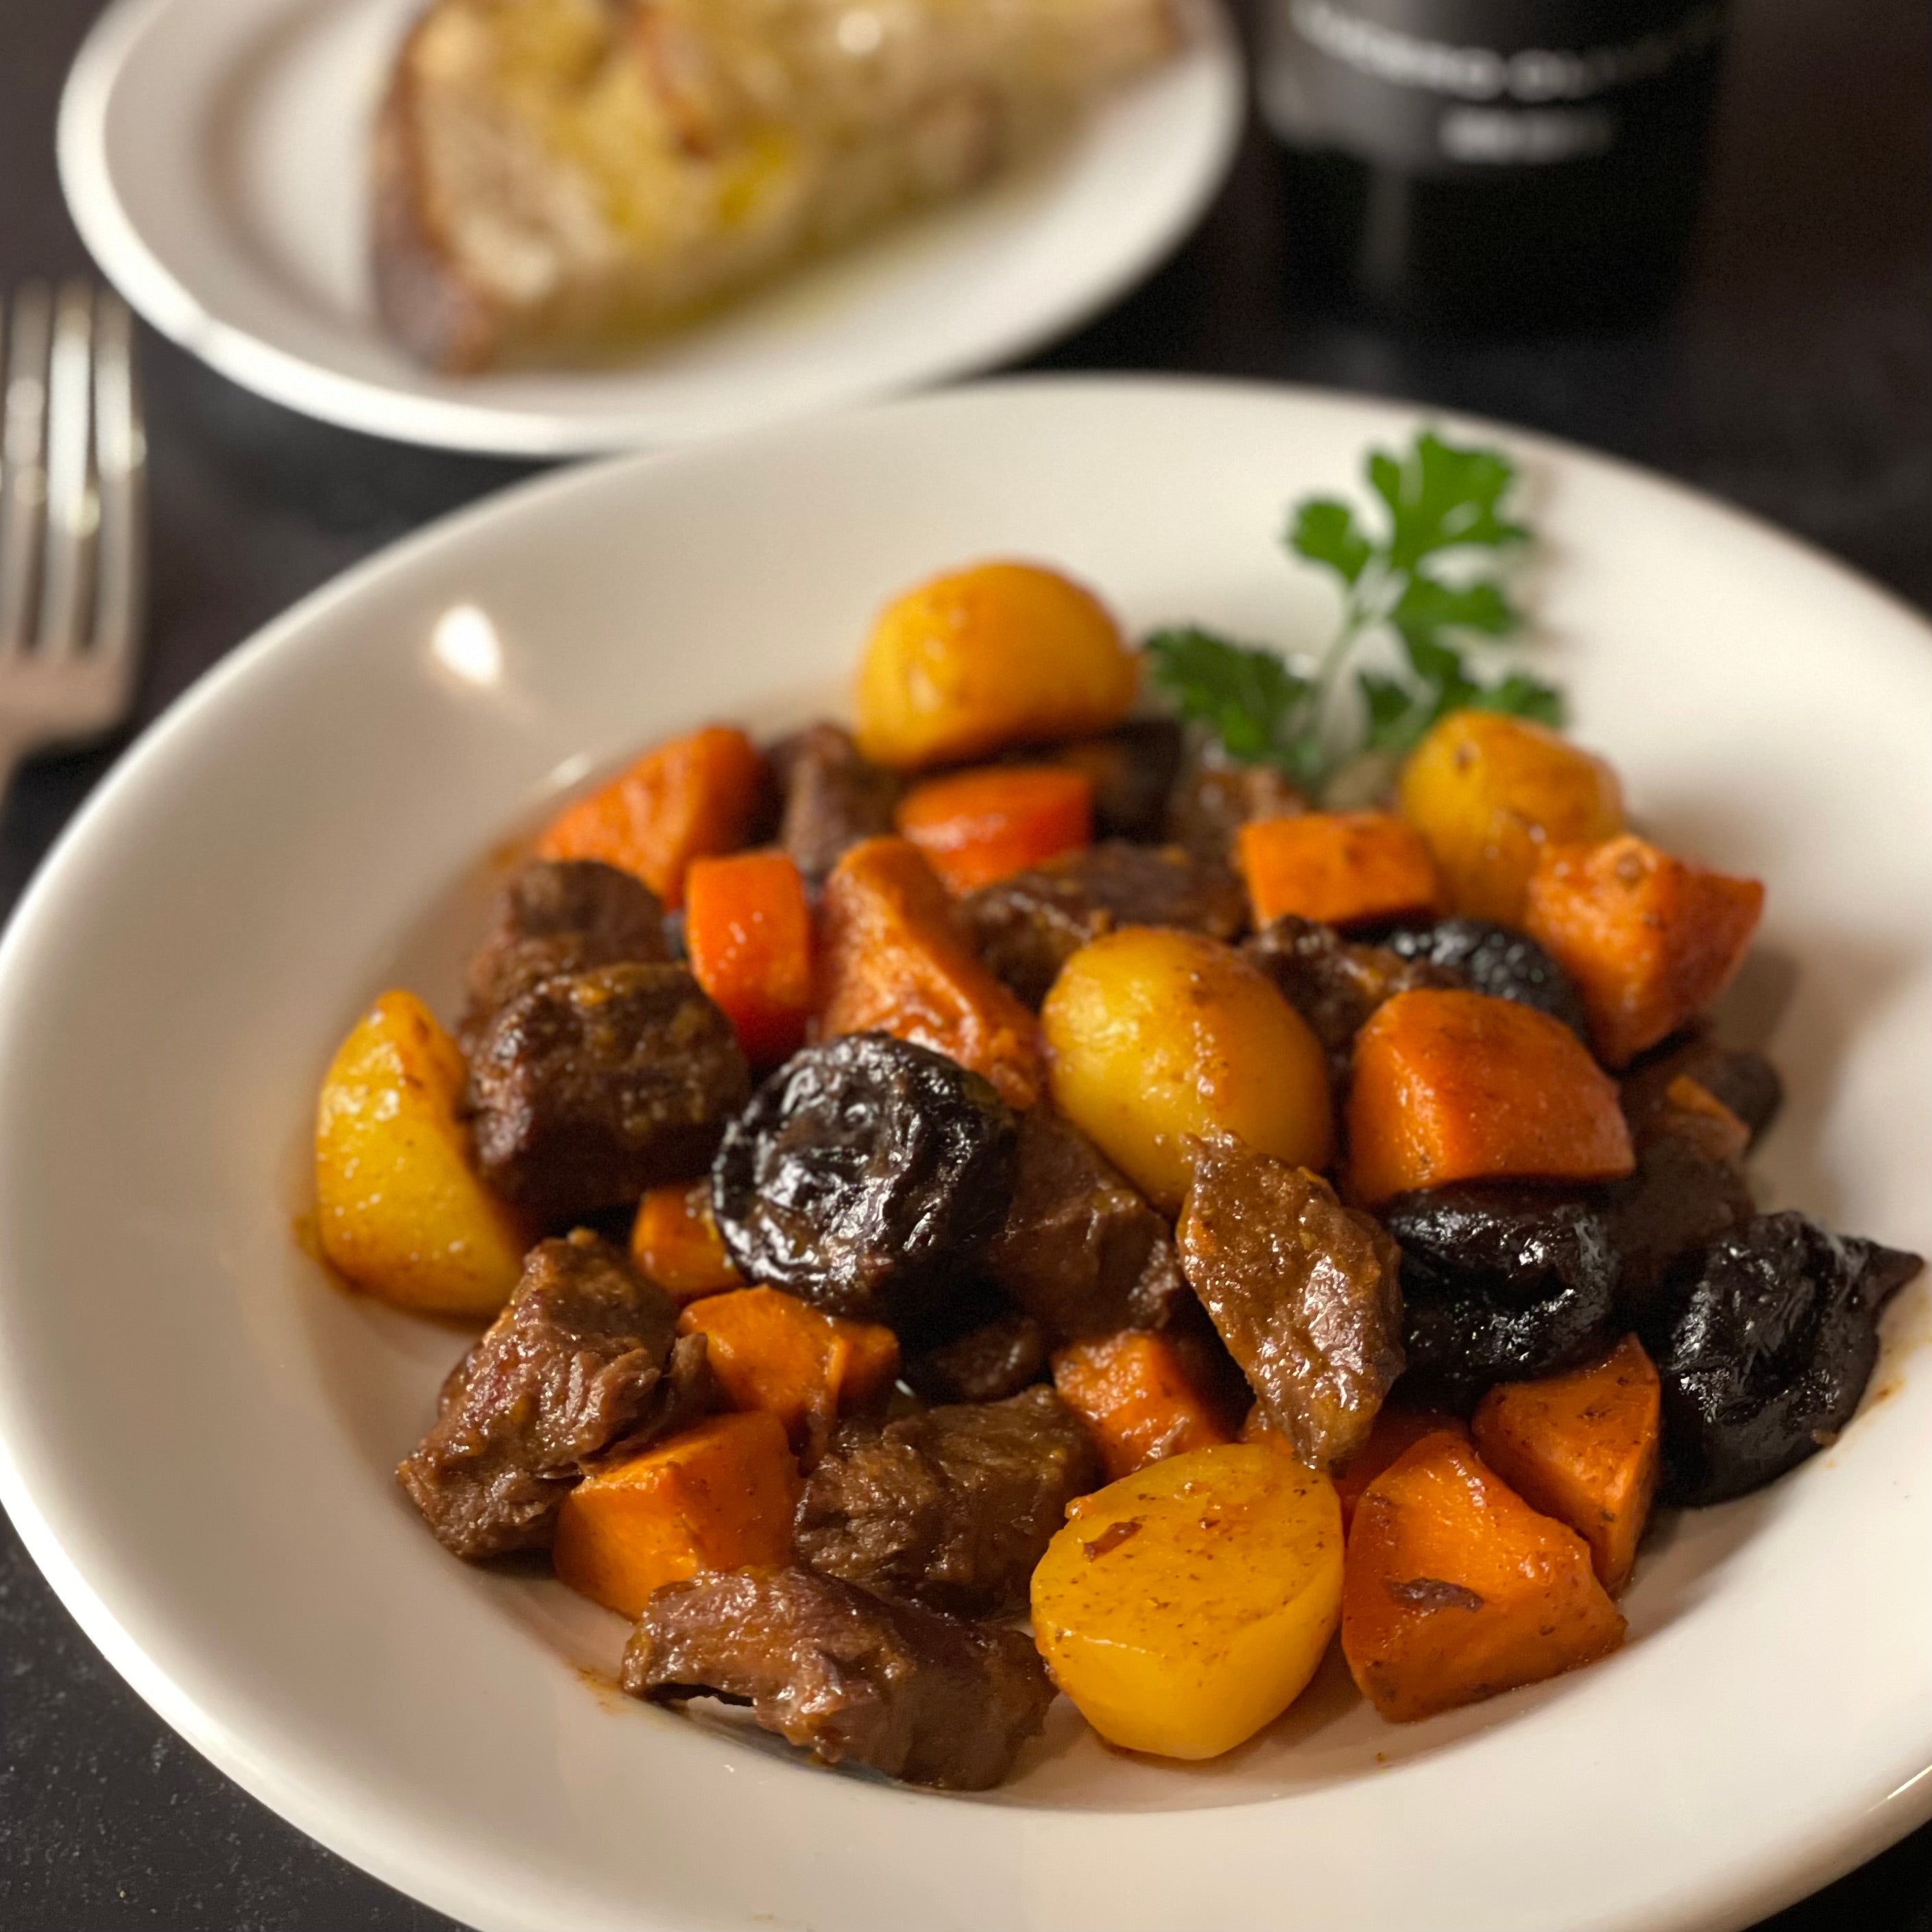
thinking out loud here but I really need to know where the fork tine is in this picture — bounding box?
[90,291,143,670]
[0,284,51,655]
[36,282,96,657]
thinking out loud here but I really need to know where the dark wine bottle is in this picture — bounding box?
[1261,0,1728,332]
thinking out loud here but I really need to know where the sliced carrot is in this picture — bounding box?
[1347,987,1634,1204]
[1524,834,1765,1068]
[817,836,1043,1109]
[677,1286,900,1458]
[552,1412,800,1621]
[1053,1330,1234,1481]
[1340,1430,1626,1722]
[895,765,1094,895]
[1471,1336,1661,1595]
[684,849,814,1065]
[1237,810,1444,930]
[535,725,764,909]
[630,1179,743,1303]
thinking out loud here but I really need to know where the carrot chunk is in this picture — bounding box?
[817,836,1043,1109]
[1347,987,1634,1204]
[1053,1330,1234,1480]
[1524,834,1765,1068]
[552,1412,800,1621]
[684,849,814,1065]
[535,725,764,908]
[1237,810,1444,930]
[630,1179,743,1303]
[1471,1336,1661,1595]
[1341,1431,1626,1722]
[895,765,1094,895]
[677,1286,900,1458]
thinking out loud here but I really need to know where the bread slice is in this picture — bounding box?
[373,0,1180,372]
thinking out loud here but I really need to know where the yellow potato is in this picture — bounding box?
[313,990,529,1318]
[1040,926,1332,1212]
[1032,1442,1344,1759]
[1397,710,1623,924]
[853,561,1138,771]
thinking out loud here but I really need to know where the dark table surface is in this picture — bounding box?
[2,0,1929,1925]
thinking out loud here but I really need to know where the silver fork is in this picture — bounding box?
[0,281,146,797]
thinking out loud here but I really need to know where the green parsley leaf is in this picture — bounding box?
[1144,627,1312,769]
[1370,431,1532,572]
[1288,498,1373,585]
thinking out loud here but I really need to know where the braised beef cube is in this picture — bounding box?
[1166,740,1305,864]
[468,964,749,1222]
[1043,719,1185,841]
[1382,1184,1619,1409]
[1377,917,1590,1039]
[795,1385,1102,1618]
[980,1106,1190,1339]
[398,1233,690,1558]
[1176,1134,1403,1470]
[712,1033,1017,1320]
[906,1310,1051,1405]
[965,842,1248,1006]
[1623,1026,1785,1148]
[769,723,901,884]
[623,1566,1054,1789]
[461,860,669,1043]
[1656,1211,1922,1505]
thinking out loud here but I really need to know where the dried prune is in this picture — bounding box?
[1654,1211,1922,1505]
[1378,917,1590,1038]
[1381,1183,1619,1408]
[905,1309,1051,1405]
[711,1032,1017,1319]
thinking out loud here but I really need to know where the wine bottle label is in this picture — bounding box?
[1261,0,1726,176]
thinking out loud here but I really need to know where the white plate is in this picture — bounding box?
[1,377,1930,1932]
[57,0,1240,456]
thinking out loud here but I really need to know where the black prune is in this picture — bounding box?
[1654,1211,1922,1506]
[712,1032,1017,1319]
[904,1309,1051,1405]
[1377,917,1590,1038]
[1380,1183,1619,1408]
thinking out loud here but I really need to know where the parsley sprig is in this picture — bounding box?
[1146,430,1560,797]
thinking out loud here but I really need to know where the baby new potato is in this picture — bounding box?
[314,990,529,1318]
[1032,1442,1344,1759]
[1041,927,1332,1211]
[854,562,1138,771]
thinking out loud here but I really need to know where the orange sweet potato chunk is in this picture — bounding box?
[1341,1431,1626,1722]
[678,1286,900,1458]
[1237,810,1444,930]
[535,725,765,908]
[817,836,1043,1108]
[630,1179,743,1303]
[1524,834,1766,1068]
[1054,1330,1234,1480]
[1472,1336,1661,1595]
[552,1412,800,1621]
[896,765,1094,895]
[1347,987,1634,1204]
[1327,1405,1468,1534]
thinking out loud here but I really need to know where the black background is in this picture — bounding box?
[2,0,1929,1925]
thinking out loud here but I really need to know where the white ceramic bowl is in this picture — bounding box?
[1,378,1929,1932]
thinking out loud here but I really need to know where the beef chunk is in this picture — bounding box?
[965,842,1248,1006]
[1176,1134,1403,1470]
[1656,1211,1922,1505]
[769,723,901,884]
[906,1310,1051,1405]
[1041,719,1185,841]
[468,964,749,1222]
[1377,917,1590,1038]
[795,1385,1101,1617]
[398,1233,688,1558]
[461,860,668,1042]
[1166,742,1305,864]
[981,1106,1190,1339]
[1623,1027,1785,1147]
[622,1567,1054,1789]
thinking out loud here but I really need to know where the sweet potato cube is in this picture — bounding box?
[553,1412,801,1621]
[678,1287,900,1456]
[1347,987,1634,1204]
[536,725,765,909]
[897,764,1095,895]
[817,835,1043,1108]
[629,1179,743,1303]
[1053,1330,1234,1480]
[1342,1431,1626,1722]
[1472,1336,1661,1595]
[1327,1405,1468,1534]
[1524,834,1766,1068]
[1237,810,1444,930]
